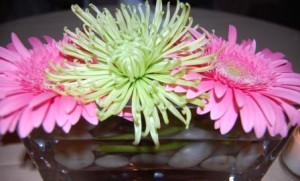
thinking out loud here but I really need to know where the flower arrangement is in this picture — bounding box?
[1,0,300,148]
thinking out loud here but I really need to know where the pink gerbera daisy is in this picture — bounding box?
[181,25,300,138]
[0,33,98,138]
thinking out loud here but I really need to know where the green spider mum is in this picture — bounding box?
[47,0,214,146]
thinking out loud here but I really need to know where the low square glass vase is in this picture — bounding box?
[22,112,292,181]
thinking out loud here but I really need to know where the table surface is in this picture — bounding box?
[1,5,300,181]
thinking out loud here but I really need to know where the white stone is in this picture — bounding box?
[201,155,236,170]
[55,150,95,170]
[168,142,214,168]
[236,143,264,171]
[95,155,129,168]
[171,127,214,140]
[212,144,242,156]
[131,153,169,166]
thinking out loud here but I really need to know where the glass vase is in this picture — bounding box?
[22,110,292,181]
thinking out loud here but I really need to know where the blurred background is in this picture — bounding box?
[0,0,299,31]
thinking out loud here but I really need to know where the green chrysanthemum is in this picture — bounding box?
[47,0,214,146]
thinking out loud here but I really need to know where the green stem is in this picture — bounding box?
[97,126,185,140]
[95,126,187,153]
[97,141,188,153]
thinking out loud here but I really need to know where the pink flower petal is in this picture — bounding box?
[280,85,300,93]
[196,101,211,115]
[11,33,31,59]
[241,39,252,47]
[32,102,50,128]
[28,91,57,108]
[214,120,221,129]
[276,77,300,86]
[197,91,213,115]
[82,105,98,125]
[122,116,133,121]
[269,59,288,67]
[260,49,285,60]
[0,47,20,62]
[264,87,300,105]
[59,96,77,114]
[228,25,237,43]
[249,40,256,54]
[173,85,188,93]
[123,111,133,117]
[184,72,201,80]
[0,112,19,134]
[278,120,288,137]
[214,82,227,99]
[0,87,24,99]
[233,89,245,108]
[43,35,54,44]
[251,100,267,138]
[0,93,33,116]
[187,80,214,99]
[0,120,10,134]
[275,64,293,73]
[42,100,57,133]
[0,60,16,72]
[8,112,20,133]
[55,107,68,127]
[250,93,276,126]
[62,122,72,133]
[165,85,175,91]
[82,111,99,125]
[18,107,34,138]
[219,104,238,134]
[210,88,232,120]
[55,98,68,127]
[82,103,97,117]
[68,106,82,125]
[278,73,300,79]
[28,37,43,48]
[239,95,255,133]
[6,43,15,51]
[55,115,68,127]
[269,103,286,137]
[186,88,199,99]
[279,99,300,125]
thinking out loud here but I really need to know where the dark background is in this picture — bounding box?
[0,0,299,31]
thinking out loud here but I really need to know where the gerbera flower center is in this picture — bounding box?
[17,45,61,93]
[214,56,276,91]
[18,55,48,93]
[217,60,254,81]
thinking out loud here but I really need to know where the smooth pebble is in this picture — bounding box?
[172,127,214,139]
[95,155,129,168]
[55,150,95,170]
[201,155,236,170]
[212,144,242,156]
[236,143,264,171]
[168,142,214,168]
[131,154,169,166]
